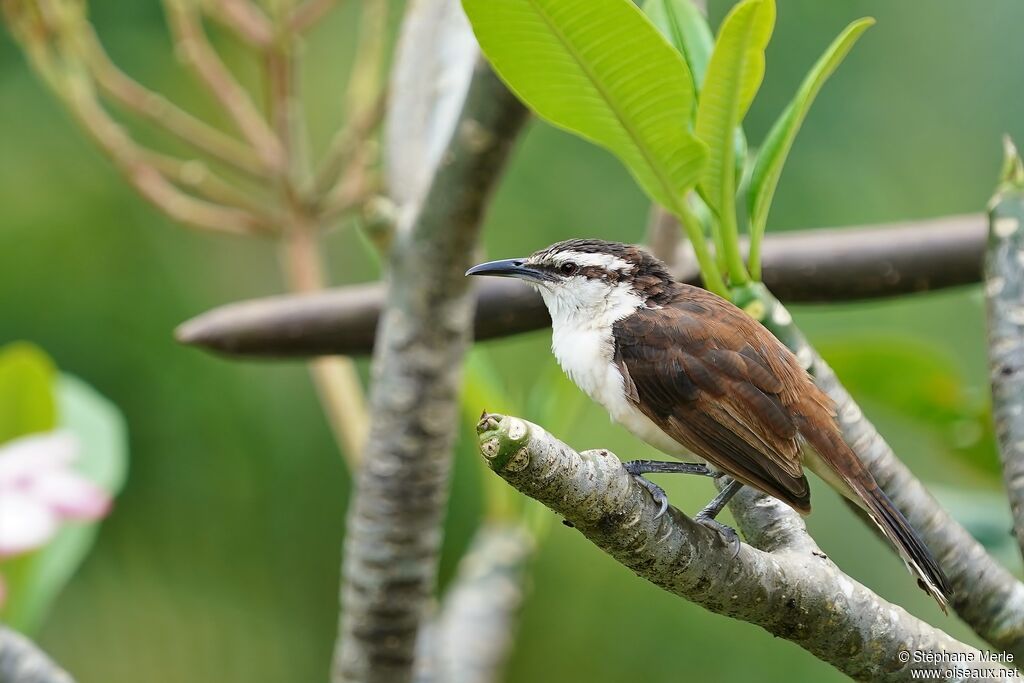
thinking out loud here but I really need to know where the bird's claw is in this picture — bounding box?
[628,472,670,518]
[696,515,741,559]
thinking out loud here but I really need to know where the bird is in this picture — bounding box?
[466,238,953,609]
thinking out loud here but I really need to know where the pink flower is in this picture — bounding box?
[0,431,111,559]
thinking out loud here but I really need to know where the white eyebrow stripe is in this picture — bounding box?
[553,250,632,272]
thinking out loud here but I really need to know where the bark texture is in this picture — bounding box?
[724,282,1024,658]
[414,524,534,683]
[812,349,1024,659]
[332,63,527,683]
[986,143,1024,561]
[0,627,75,683]
[476,414,1010,682]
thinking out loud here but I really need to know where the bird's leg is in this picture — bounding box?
[695,478,744,558]
[623,460,714,476]
[622,460,714,519]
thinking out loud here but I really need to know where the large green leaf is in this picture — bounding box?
[642,0,747,207]
[694,0,774,218]
[0,342,57,443]
[462,0,707,213]
[747,17,874,278]
[642,0,712,89]
[1,374,128,633]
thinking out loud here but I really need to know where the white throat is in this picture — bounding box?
[537,279,643,333]
[536,279,687,457]
[537,280,644,396]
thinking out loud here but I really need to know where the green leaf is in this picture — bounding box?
[642,0,712,89]
[462,0,708,225]
[747,17,874,278]
[0,342,57,444]
[643,0,747,193]
[1,374,128,633]
[695,0,774,217]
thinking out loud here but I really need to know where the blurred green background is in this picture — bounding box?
[2,1,1023,681]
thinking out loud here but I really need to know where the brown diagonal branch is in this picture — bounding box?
[175,214,986,357]
[475,414,1006,683]
[288,0,338,34]
[332,62,528,683]
[208,0,274,47]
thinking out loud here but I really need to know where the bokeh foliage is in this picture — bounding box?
[2,1,1024,682]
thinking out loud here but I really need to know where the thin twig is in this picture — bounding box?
[288,0,339,34]
[644,204,681,264]
[162,0,285,173]
[76,16,269,177]
[207,0,274,47]
[279,218,369,463]
[261,4,369,465]
[140,150,276,215]
[41,42,271,235]
[475,414,1006,682]
[315,0,388,216]
[312,91,385,200]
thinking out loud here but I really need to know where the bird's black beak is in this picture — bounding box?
[465,258,545,282]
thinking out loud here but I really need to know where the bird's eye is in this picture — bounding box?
[559,262,578,276]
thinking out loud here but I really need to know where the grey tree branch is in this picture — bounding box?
[475,413,1009,683]
[986,139,1024,562]
[332,62,528,683]
[816,347,1024,657]
[723,284,1024,659]
[0,626,75,683]
[413,523,535,683]
[175,213,986,358]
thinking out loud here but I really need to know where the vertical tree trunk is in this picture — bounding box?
[987,139,1024,561]
[332,63,527,683]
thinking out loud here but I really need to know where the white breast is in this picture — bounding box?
[547,305,691,459]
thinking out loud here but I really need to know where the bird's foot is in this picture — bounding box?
[626,470,671,519]
[695,514,741,559]
[622,460,714,519]
[622,460,713,477]
[693,478,745,558]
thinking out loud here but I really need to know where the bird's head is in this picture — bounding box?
[466,239,676,326]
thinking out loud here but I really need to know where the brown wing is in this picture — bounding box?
[613,285,822,513]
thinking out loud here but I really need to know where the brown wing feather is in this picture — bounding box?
[613,285,817,513]
[613,284,953,605]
